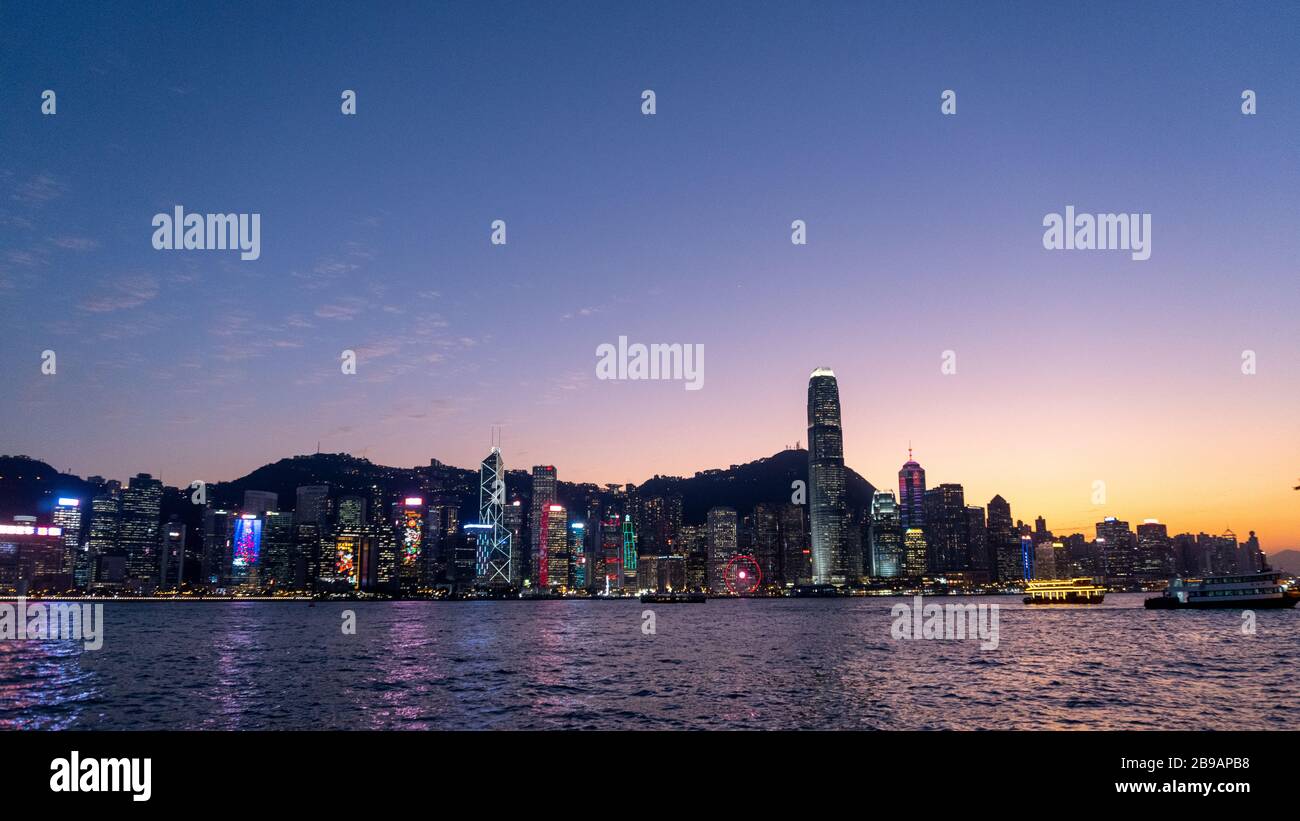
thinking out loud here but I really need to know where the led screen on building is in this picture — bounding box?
[401,509,422,566]
[232,517,262,568]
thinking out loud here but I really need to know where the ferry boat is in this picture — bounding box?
[1022,577,1106,605]
[1144,570,1298,610]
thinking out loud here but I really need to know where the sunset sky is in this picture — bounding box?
[2,2,1298,548]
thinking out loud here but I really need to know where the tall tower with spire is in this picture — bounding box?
[807,367,848,585]
[898,448,926,532]
[476,442,512,589]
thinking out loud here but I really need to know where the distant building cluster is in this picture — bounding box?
[802,368,1268,591]
[0,368,1271,597]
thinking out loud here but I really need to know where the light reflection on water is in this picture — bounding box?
[0,594,1294,730]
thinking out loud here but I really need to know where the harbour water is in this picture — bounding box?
[1,593,1294,730]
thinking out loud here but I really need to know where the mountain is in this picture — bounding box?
[211,453,434,508]
[0,449,877,526]
[635,447,876,523]
[1268,549,1300,575]
[0,455,95,517]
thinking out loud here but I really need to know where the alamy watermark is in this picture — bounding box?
[50,751,150,802]
[0,597,104,651]
[596,336,704,391]
[890,595,999,650]
[1042,205,1150,261]
[152,205,261,260]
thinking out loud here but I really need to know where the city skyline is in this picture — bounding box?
[3,1,1298,551]
[1,432,1287,558]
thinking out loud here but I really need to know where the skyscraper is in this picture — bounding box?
[201,507,233,587]
[869,490,902,578]
[678,522,707,591]
[504,499,525,586]
[296,484,330,588]
[965,505,988,579]
[922,483,966,573]
[1240,531,1265,574]
[399,497,432,591]
[295,485,331,529]
[262,510,297,589]
[159,518,186,588]
[903,528,927,577]
[530,466,557,586]
[542,504,568,590]
[570,521,587,589]
[633,494,682,558]
[807,367,848,585]
[751,503,780,589]
[600,513,625,593]
[779,503,809,587]
[1135,519,1172,580]
[1096,517,1135,585]
[120,473,163,590]
[621,514,637,591]
[475,448,512,589]
[334,496,366,533]
[87,492,121,570]
[51,497,82,581]
[243,490,279,516]
[707,506,738,593]
[986,495,1018,582]
[898,450,926,532]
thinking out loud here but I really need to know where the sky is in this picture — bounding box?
[1,1,1298,548]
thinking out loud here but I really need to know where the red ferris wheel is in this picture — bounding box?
[723,555,762,595]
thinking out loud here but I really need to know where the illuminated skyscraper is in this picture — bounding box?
[807,367,848,585]
[397,497,426,591]
[475,448,512,589]
[898,450,926,532]
[296,484,331,587]
[1033,541,1061,580]
[504,499,525,586]
[120,473,163,590]
[707,506,737,593]
[870,490,902,578]
[570,521,587,589]
[201,507,233,587]
[542,504,568,590]
[621,515,637,591]
[87,492,120,572]
[52,497,82,581]
[600,513,624,593]
[230,514,263,589]
[530,466,557,585]
[262,510,296,589]
[1096,517,1135,584]
[903,528,927,577]
[335,496,366,533]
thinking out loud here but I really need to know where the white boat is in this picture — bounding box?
[1144,571,1297,610]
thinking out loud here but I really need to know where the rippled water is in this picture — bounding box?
[1,593,1295,730]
